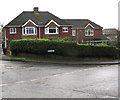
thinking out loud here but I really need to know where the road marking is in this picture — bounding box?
[84,69,89,71]
[30,79,39,81]
[53,67,100,77]
[6,67,14,69]
[64,73,70,75]
[104,96,117,98]
[53,74,59,76]
[16,81,25,84]
[72,71,77,73]
[0,84,7,87]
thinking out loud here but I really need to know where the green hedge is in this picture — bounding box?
[10,39,118,57]
[10,39,76,56]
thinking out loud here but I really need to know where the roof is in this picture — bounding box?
[83,35,109,41]
[103,28,118,30]
[5,10,102,29]
[63,19,102,29]
[5,11,71,27]
[103,28,119,35]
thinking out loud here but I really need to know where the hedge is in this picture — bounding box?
[10,39,119,58]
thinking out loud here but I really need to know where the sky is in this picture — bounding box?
[0,0,119,29]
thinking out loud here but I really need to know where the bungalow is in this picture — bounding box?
[4,7,106,50]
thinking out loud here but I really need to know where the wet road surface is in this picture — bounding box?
[0,60,118,98]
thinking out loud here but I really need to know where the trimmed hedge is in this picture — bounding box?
[10,39,118,57]
[10,39,77,56]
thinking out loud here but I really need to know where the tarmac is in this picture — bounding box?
[0,55,119,65]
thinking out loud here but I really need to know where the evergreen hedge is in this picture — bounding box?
[10,39,118,57]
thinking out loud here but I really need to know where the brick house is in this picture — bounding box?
[64,19,109,45]
[103,28,119,45]
[4,7,106,49]
[4,7,72,49]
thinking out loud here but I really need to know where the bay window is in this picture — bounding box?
[85,29,94,36]
[22,27,37,35]
[45,27,58,34]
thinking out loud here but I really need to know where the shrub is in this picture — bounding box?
[49,37,73,41]
[91,46,117,57]
[10,39,76,56]
[10,39,118,58]
[95,43,108,46]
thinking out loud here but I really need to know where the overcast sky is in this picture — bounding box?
[0,0,119,29]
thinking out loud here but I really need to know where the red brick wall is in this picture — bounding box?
[22,21,39,38]
[84,25,102,37]
[22,35,38,39]
[94,29,102,37]
[5,26,39,49]
[72,28,103,43]
[5,27,22,48]
[59,27,72,38]
[41,22,72,39]
[78,29,85,43]
[5,24,102,49]
[40,27,44,38]
[47,22,57,27]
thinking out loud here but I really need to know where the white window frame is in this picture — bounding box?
[45,27,59,34]
[22,27,37,35]
[45,20,60,27]
[22,19,38,27]
[62,27,68,33]
[72,30,76,36]
[10,28,16,34]
[85,29,94,36]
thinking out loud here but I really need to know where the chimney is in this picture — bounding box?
[34,7,39,13]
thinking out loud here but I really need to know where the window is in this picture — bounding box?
[22,27,37,35]
[62,27,68,32]
[49,28,56,33]
[85,29,94,36]
[45,27,58,34]
[72,30,76,36]
[26,27,34,34]
[10,28,16,34]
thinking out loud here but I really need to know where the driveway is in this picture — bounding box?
[0,60,118,98]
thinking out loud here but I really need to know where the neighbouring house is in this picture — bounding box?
[64,19,109,45]
[103,28,119,45]
[4,7,105,51]
[0,25,3,54]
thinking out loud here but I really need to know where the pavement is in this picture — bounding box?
[0,55,119,65]
[1,60,118,98]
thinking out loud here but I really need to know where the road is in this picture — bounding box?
[0,60,118,98]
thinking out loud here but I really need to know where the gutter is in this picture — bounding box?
[1,56,119,65]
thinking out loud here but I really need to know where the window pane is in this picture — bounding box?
[85,29,93,36]
[72,30,76,36]
[25,27,35,34]
[10,28,16,33]
[49,28,56,33]
[63,27,68,32]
